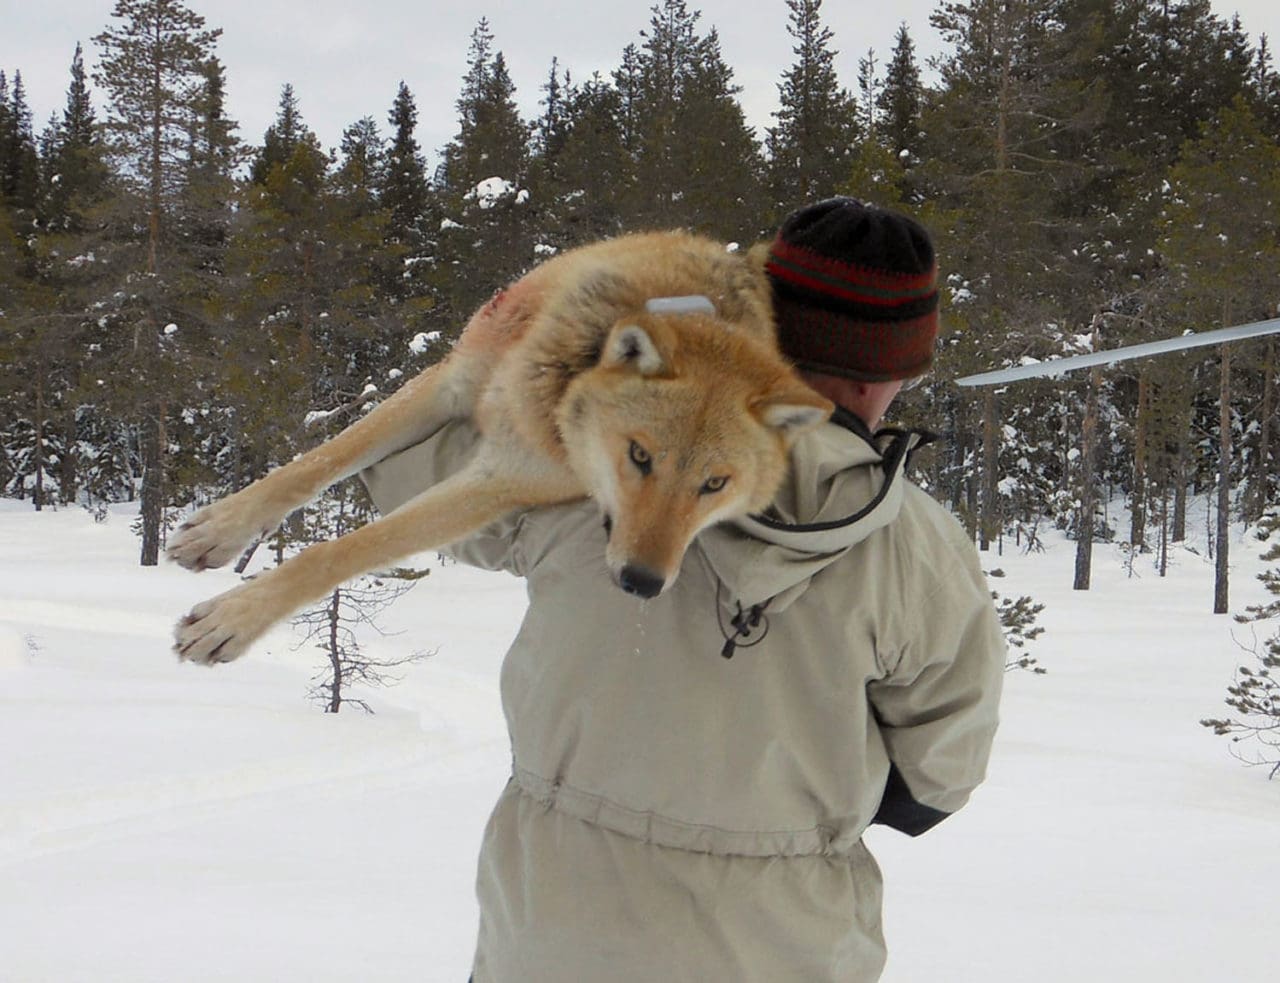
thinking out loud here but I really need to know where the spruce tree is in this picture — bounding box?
[182,56,240,267]
[877,24,924,189]
[622,0,703,226]
[551,73,631,243]
[337,116,384,210]
[674,27,764,238]
[374,84,440,341]
[526,59,575,249]
[0,72,9,197]
[1256,35,1280,136]
[24,46,115,508]
[0,72,40,230]
[439,20,529,195]
[383,82,430,246]
[230,91,397,495]
[251,84,305,185]
[533,58,572,179]
[436,20,535,316]
[617,1,763,236]
[766,0,858,216]
[43,43,109,232]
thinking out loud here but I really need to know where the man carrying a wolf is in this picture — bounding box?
[362,198,1005,981]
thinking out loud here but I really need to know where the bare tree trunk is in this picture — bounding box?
[59,409,79,505]
[33,370,45,512]
[1074,316,1103,591]
[949,400,967,513]
[1074,366,1098,590]
[139,406,164,566]
[1159,478,1169,577]
[1131,369,1148,548]
[327,587,343,713]
[951,399,978,538]
[1257,337,1274,521]
[981,388,999,551]
[965,455,979,541]
[1173,442,1188,542]
[1215,344,1231,614]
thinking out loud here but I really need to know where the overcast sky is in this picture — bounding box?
[7,0,1279,171]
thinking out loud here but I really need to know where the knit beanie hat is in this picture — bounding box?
[764,197,939,381]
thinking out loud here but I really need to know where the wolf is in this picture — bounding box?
[169,231,833,664]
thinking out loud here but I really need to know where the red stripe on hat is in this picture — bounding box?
[767,238,937,308]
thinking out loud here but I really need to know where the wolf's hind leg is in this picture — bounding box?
[174,447,583,664]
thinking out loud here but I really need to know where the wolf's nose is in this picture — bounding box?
[618,565,664,599]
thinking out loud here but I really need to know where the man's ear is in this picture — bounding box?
[753,385,833,437]
[602,322,666,376]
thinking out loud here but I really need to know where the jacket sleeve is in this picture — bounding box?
[358,420,533,576]
[866,534,1005,836]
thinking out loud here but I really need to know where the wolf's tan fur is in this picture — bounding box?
[169,231,832,664]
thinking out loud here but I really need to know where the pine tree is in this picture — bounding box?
[765,0,859,216]
[93,0,225,564]
[94,0,222,276]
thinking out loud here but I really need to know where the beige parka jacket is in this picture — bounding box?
[362,408,1005,983]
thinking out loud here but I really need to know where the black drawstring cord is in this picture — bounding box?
[715,581,771,659]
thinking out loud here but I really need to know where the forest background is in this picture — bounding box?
[3,0,1280,615]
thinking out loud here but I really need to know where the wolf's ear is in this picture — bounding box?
[753,386,833,436]
[603,323,666,376]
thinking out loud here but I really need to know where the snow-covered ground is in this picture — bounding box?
[1,498,1276,982]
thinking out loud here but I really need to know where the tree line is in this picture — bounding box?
[1,0,1279,611]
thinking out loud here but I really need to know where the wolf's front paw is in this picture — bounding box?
[174,582,278,664]
[167,495,281,572]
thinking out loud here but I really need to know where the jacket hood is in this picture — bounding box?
[697,409,927,613]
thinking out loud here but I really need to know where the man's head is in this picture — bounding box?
[762,197,940,388]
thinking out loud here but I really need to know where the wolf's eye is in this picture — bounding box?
[629,440,652,475]
[700,475,729,495]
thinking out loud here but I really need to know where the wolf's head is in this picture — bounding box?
[556,311,832,599]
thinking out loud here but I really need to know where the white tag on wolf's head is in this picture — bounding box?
[644,295,716,317]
